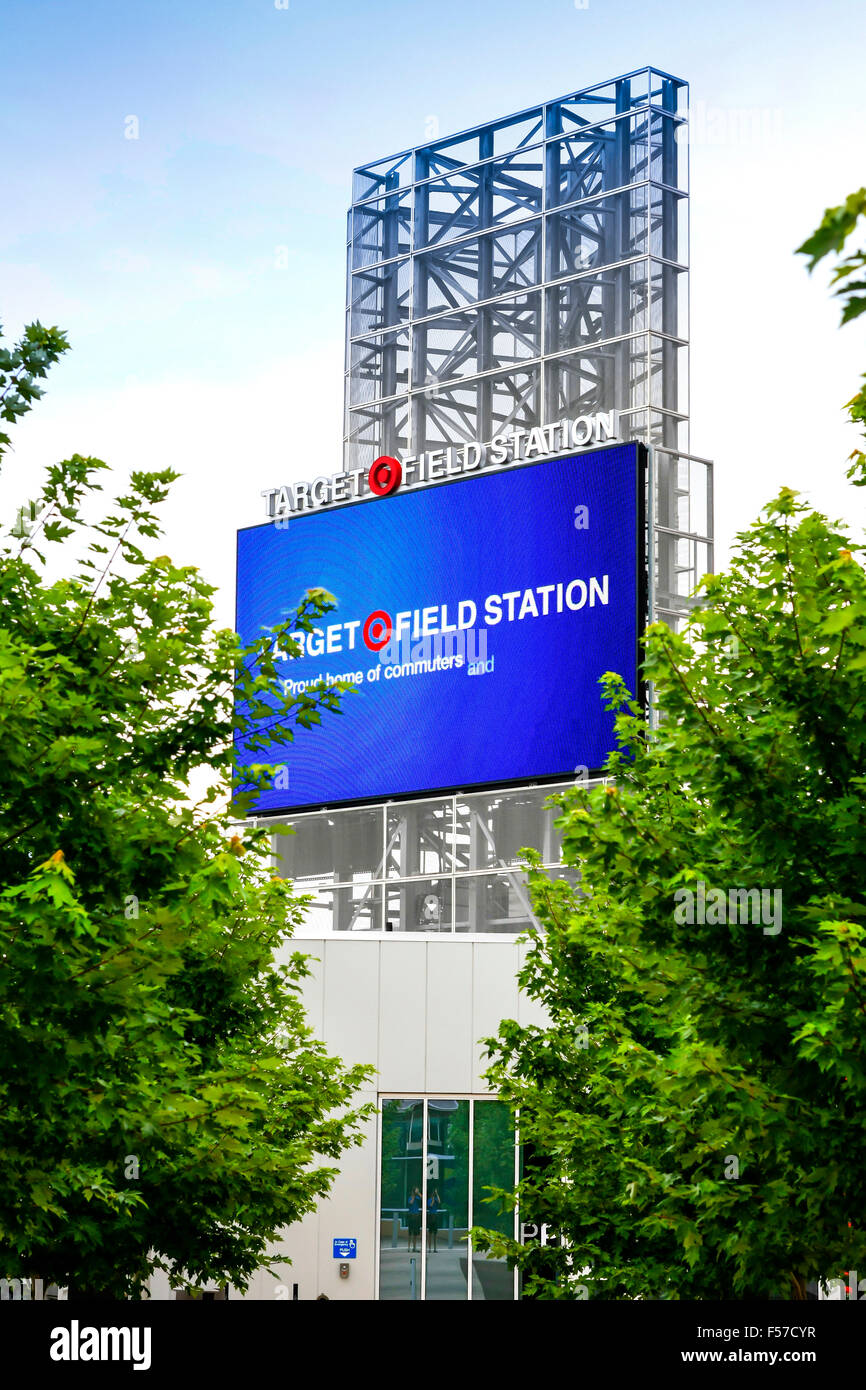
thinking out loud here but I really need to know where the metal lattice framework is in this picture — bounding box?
[344,67,712,622]
[267,70,716,938]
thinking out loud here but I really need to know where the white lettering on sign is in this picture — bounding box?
[261,413,618,518]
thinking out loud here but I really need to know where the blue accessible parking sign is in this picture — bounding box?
[333,1238,357,1259]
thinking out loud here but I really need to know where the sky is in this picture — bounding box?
[2,0,865,627]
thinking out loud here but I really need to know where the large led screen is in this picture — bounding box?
[236,443,644,812]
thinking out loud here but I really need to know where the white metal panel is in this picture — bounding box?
[517,939,551,1031]
[240,1207,320,1301]
[377,939,427,1090]
[471,941,523,1088]
[321,939,380,1069]
[286,938,325,1041]
[313,1098,379,1301]
[425,941,474,1093]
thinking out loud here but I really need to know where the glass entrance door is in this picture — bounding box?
[377,1097,516,1300]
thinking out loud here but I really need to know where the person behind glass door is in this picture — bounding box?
[407,1186,422,1252]
[426,1187,441,1253]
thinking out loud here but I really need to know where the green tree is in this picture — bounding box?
[798,187,866,486]
[0,323,373,1299]
[472,196,866,1300]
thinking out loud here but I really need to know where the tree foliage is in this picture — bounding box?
[798,188,866,485]
[0,323,373,1298]
[473,197,866,1299]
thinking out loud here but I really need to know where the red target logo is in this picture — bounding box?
[363,610,393,651]
[368,455,402,497]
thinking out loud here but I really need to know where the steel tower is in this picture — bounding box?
[344,66,711,626]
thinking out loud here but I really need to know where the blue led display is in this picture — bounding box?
[236,443,643,811]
